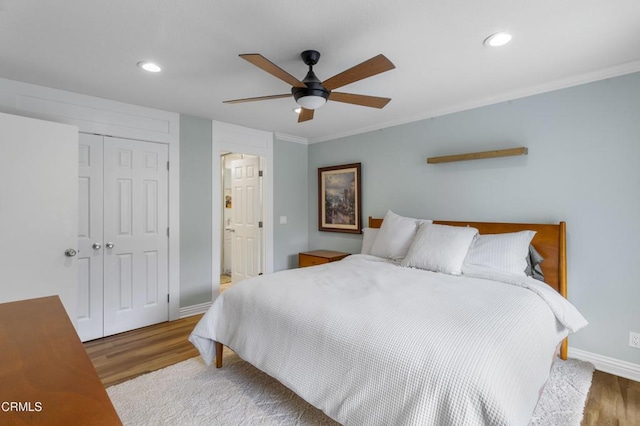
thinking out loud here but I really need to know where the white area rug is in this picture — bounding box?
[107,354,594,426]
[529,357,595,426]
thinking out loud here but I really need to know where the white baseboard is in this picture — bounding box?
[179,301,212,319]
[569,346,640,382]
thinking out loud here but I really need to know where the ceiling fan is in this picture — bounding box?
[223,50,395,123]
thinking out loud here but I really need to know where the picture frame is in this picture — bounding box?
[318,162,362,233]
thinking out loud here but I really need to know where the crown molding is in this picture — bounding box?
[274,132,308,145]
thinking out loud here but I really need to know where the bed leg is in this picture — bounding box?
[560,338,568,361]
[215,341,223,368]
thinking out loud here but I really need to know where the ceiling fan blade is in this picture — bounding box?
[329,92,391,109]
[298,108,314,123]
[322,54,395,91]
[223,94,292,104]
[240,54,306,88]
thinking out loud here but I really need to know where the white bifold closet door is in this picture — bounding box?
[77,134,104,340]
[77,134,169,341]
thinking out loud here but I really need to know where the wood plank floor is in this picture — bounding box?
[83,314,203,387]
[84,316,640,424]
[582,370,640,426]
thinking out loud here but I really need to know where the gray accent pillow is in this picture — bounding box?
[525,245,545,282]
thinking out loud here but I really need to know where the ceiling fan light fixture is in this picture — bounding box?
[291,85,330,110]
[484,32,512,47]
[137,61,162,72]
[296,95,327,110]
[291,54,330,110]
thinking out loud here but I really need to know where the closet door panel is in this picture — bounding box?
[77,134,104,341]
[103,137,169,336]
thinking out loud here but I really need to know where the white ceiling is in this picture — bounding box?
[1,0,639,142]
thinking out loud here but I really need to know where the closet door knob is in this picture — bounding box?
[64,248,77,257]
[105,242,114,249]
[92,243,102,250]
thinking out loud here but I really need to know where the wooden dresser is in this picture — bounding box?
[0,296,122,425]
[298,250,350,267]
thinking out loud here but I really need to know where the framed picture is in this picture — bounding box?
[318,162,361,233]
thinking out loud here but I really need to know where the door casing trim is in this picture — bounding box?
[212,121,274,303]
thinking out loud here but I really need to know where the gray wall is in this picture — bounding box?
[179,114,213,307]
[308,72,640,365]
[273,137,309,271]
[179,124,309,305]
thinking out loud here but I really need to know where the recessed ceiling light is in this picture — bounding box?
[137,61,162,73]
[484,32,512,47]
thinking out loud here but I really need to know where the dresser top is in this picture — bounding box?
[0,296,122,425]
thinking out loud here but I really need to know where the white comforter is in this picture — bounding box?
[190,255,587,426]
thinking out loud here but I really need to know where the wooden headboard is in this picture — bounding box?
[368,216,568,359]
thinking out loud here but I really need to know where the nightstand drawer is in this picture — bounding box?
[299,254,329,267]
[299,250,349,268]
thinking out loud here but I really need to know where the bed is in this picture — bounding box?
[190,212,587,425]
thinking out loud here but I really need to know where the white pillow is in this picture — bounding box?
[369,210,429,261]
[401,223,478,275]
[462,230,536,276]
[360,227,379,255]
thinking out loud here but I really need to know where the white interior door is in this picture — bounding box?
[103,137,169,335]
[0,112,78,323]
[230,156,261,284]
[77,133,104,341]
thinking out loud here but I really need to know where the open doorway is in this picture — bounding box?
[220,152,264,293]
[212,120,273,301]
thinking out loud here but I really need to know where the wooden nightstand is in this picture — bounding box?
[298,250,350,268]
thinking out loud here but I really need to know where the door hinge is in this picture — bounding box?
[167,227,170,237]
[167,161,170,171]
[259,170,263,177]
[258,221,263,228]
[167,294,170,303]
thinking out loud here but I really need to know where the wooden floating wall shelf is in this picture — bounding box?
[427,147,528,164]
